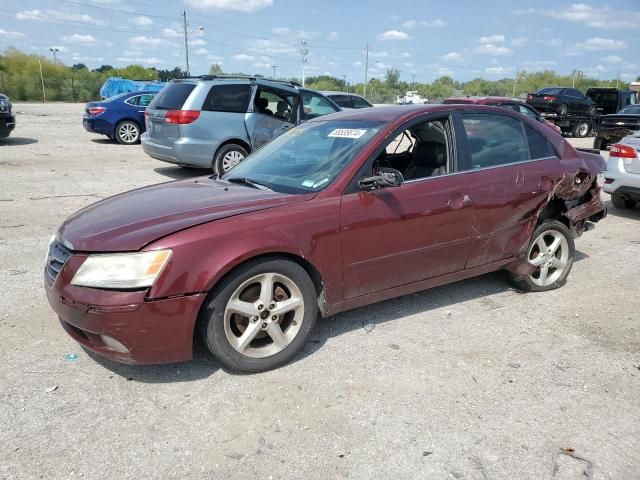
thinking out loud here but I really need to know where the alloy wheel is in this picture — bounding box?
[223,273,305,358]
[118,123,139,143]
[527,230,569,287]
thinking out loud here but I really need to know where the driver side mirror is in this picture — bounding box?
[358,167,404,191]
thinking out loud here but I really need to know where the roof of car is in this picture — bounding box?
[443,96,522,104]
[321,91,365,97]
[173,75,302,90]
[308,103,486,123]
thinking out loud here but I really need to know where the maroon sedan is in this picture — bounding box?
[45,105,606,372]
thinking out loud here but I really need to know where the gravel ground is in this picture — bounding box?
[1,103,639,480]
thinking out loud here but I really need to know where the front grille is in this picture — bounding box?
[45,241,73,286]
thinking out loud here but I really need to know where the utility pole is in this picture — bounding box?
[271,64,277,79]
[182,10,190,75]
[616,70,620,89]
[38,58,46,103]
[300,40,309,87]
[342,74,347,92]
[512,68,519,98]
[571,69,582,88]
[411,74,416,86]
[363,43,369,98]
[49,47,59,65]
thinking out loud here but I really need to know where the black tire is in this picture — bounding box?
[114,120,141,145]
[507,220,575,292]
[213,143,248,175]
[611,193,637,209]
[557,104,568,116]
[572,122,591,138]
[199,258,318,373]
[593,137,603,150]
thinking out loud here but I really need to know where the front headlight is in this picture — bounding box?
[71,249,172,289]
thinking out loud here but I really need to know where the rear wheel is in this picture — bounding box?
[200,258,318,372]
[115,121,140,145]
[508,220,574,292]
[213,143,248,175]
[572,122,591,138]
[593,137,604,150]
[557,104,568,116]
[611,193,637,209]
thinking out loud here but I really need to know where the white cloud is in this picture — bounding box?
[533,4,640,29]
[62,34,95,44]
[440,51,464,63]
[437,67,453,76]
[602,55,622,63]
[195,48,209,55]
[579,37,627,51]
[162,28,181,38]
[233,53,255,62]
[511,37,528,47]
[485,66,513,75]
[0,29,24,39]
[128,36,168,48]
[375,62,392,69]
[16,9,106,26]
[402,19,446,29]
[190,38,206,46]
[378,30,410,41]
[123,50,143,57]
[129,16,153,26]
[272,27,289,35]
[541,38,563,48]
[475,44,512,56]
[247,39,296,56]
[368,50,389,58]
[353,61,363,67]
[401,52,411,58]
[116,56,163,65]
[402,62,413,67]
[478,34,505,44]
[184,0,273,12]
[327,31,339,41]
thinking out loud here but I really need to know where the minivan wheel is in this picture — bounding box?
[213,144,248,174]
[611,193,637,209]
[115,121,140,145]
[200,258,318,372]
[508,220,574,292]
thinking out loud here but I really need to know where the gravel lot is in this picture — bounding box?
[1,103,639,480]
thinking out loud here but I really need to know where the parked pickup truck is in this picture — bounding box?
[0,93,15,138]
[594,104,640,150]
[586,88,638,116]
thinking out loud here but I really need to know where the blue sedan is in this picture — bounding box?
[83,91,157,145]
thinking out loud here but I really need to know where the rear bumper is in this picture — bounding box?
[141,133,218,168]
[603,157,640,194]
[83,116,112,136]
[45,256,206,364]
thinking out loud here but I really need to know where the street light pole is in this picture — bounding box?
[49,47,59,65]
[271,64,277,79]
[182,10,204,76]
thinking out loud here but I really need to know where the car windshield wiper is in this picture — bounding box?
[226,177,272,191]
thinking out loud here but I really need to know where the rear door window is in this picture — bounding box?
[525,124,557,159]
[461,113,529,170]
[517,104,539,119]
[350,96,372,108]
[138,94,155,107]
[329,95,351,108]
[150,83,196,110]
[202,84,251,113]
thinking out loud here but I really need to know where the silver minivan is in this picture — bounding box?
[141,76,341,173]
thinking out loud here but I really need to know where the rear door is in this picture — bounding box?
[455,111,563,268]
[125,93,155,130]
[245,85,297,150]
[145,82,197,146]
[328,95,352,109]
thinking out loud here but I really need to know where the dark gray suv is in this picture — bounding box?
[142,76,341,173]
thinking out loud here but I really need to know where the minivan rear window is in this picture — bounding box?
[203,84,251,113]
[150,83,196,110]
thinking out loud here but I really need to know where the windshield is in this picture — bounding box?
[224,120,383,194]
[537,88,563,95]
[619,105,640,114]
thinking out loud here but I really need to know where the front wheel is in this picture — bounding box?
[508,220,575,292]
[572,122,591,138]
[213,143,248,174]
[200,258,318,372]
[115,121,141,145]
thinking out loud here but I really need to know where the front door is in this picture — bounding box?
[245,86,297,150]
[340,116,474,299]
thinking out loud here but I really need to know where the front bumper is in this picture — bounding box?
[0,114,15,136]
[45,254,206,364]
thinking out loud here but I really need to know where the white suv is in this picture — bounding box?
[603,132,640,209]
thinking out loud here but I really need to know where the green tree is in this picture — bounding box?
[385,68,401,88]
[209,63,223,75]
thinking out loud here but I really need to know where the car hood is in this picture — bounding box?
[59,177,313,252]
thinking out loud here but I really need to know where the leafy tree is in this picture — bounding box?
[72,63,87,71]
[94,65,113,73]
[385,68,401,88]
[209,63,223,75]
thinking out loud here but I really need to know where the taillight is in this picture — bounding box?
[609,144,637,159]
[87,107,106,116]
[165,110,200,124]
[527,94,533,100]
[543,95,557,101]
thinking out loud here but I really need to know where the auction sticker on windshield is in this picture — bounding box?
[328,129,367,139]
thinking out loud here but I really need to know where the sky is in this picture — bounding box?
[1,0,639,83]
